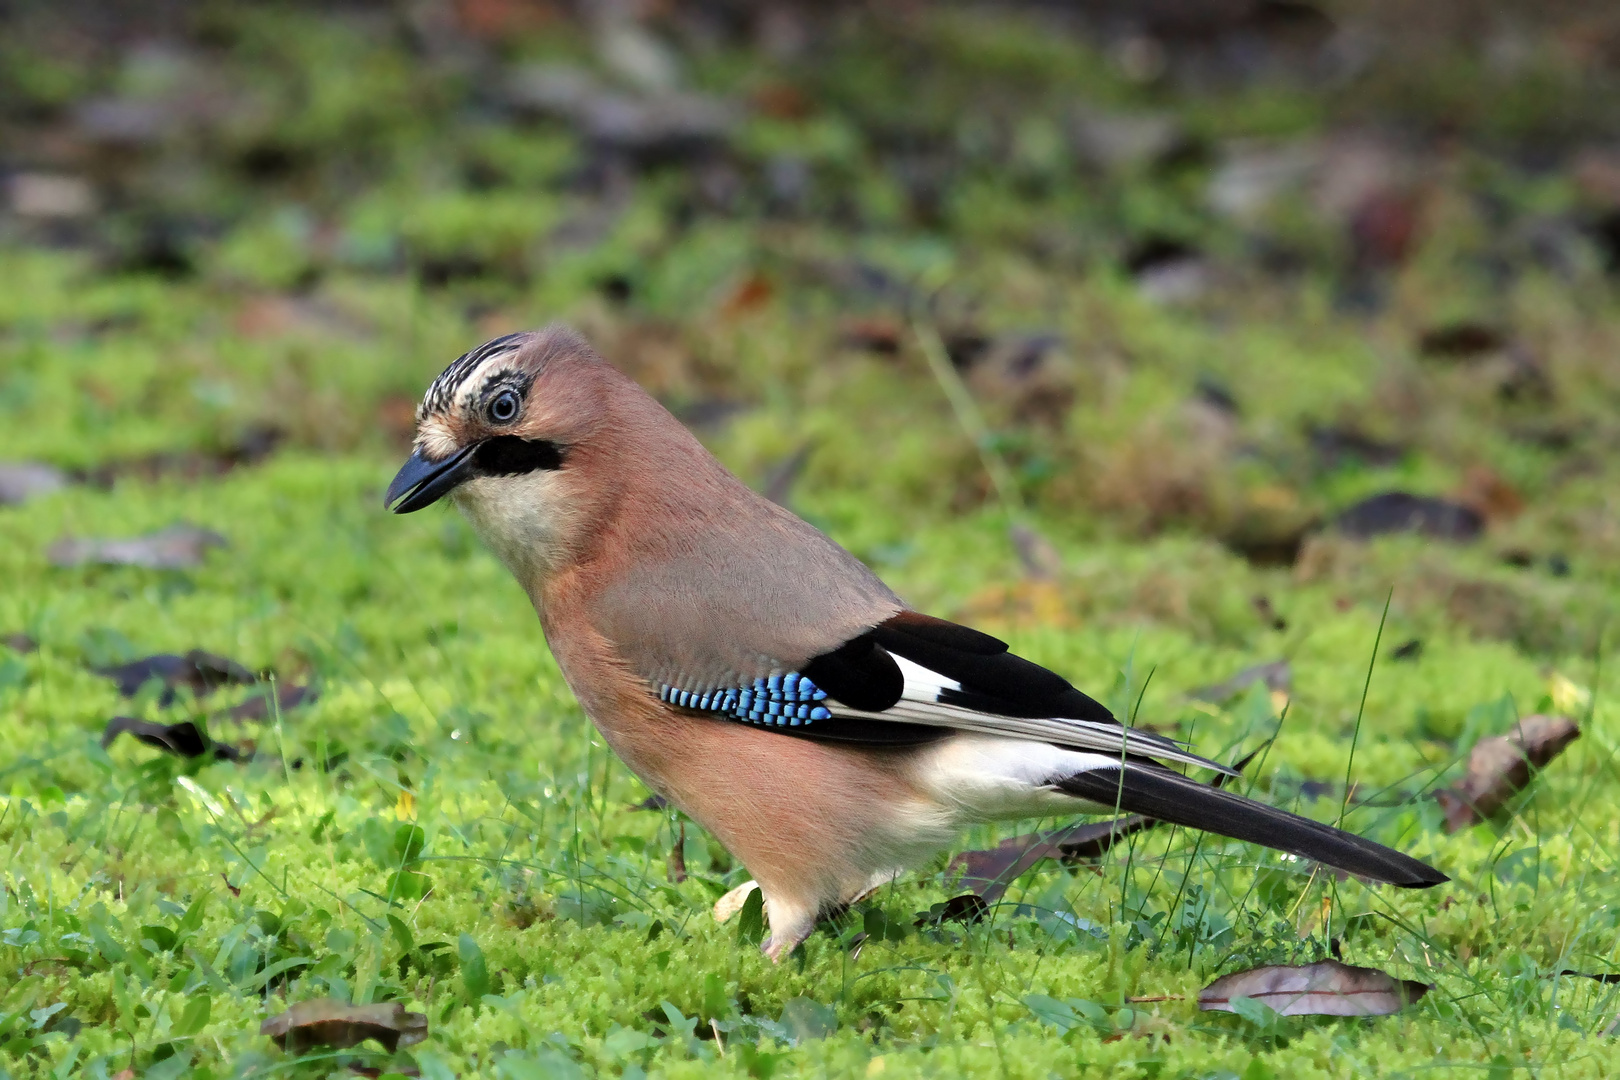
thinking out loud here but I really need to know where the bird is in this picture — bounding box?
[385,325,1447,960]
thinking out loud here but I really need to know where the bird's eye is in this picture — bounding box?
[488,389,521,424]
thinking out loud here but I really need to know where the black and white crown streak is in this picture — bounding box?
[421,332,528,417]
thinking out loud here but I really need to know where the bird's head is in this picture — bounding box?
[385,325,609,577]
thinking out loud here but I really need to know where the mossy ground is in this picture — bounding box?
[4,4,1620,1078]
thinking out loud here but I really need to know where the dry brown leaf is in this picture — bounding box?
[1199,959,1428,1017]
[219,682,317,723]
[260,999,427,1054]
[49,524,227,569]
[101,716,246,761]
[94,650,257,702]
[948,818,1153,903]
[667,819,687,884]
[1436,714,1580,832]
[1010,523,1063,581]
[0,462,68,506]
[1454,465,1526,524]
[1184,660,1290,705]
[713,880,760,924]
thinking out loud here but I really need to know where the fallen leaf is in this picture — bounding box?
[73,428,284,487]
[1252,594,1287,631]
[1555,970,1620,983]
[504,63,737,163]
[1222,491,1316,568]
[1199,959,1428,1017]
[1390,638,1423,661]
[760,443,814,508]
[1349,190,1423,272]
[948,818,1152,903]
[260,998,427,1054]
[1126,237,1211,304]
[717,272,774,319]
[0,462,68,505]
[94,650,257,703]
[1069,107,1185,172]
[234,295,371,341]
[1185,660,1291,705]
[1335,493,1483,542]
[1194,376,1240,417]
[1010,523,1062,580]
[49,524,227,569]
[915,893,989,926]
[345,1064,421,1079]
[1454,466,1525,523]
[712,880,760,924]
[1305,425,1404,470]
[1207,139,1318,222]
[1418,322,1505,359]
[1435,714,1580,831]
[219,682,317,722]
[453,0,559,39]
[751,81,813,120]
[101,717,248,762]
[960,333,1075,428]
[1574,146,1620,208]
[667,819,687,884]
[837,315,904,355]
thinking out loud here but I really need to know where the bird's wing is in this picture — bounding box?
[655,610,1234,775]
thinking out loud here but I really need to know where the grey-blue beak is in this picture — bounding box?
[384,444,479,513]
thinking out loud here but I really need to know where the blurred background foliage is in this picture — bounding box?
[5,0,1620,657]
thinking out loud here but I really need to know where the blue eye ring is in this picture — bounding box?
[488,389,521,424]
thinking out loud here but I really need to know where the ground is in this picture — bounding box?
[3,3,1620,1078]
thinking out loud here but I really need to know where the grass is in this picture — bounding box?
[5,3,1620,1076]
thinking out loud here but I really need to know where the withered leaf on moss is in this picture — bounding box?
[1200,959,1428,1017]
[1436,714,1579,831]
[49,523,228,569]
[260,998,427,1054]
[101,716,250,761]
[94,649,257,702]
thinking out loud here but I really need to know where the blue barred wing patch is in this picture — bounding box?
[658,672,833,727]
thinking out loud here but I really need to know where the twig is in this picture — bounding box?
[911,316,1024,517]
[1338,590,1391,829]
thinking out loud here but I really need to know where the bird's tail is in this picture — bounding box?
[1057,765,1447,888]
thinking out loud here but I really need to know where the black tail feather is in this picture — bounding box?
[1056,766,1447,888]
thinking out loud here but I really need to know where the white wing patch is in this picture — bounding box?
[909,736,1123,821]
[826,656,1234,776]
[891,653,961,697]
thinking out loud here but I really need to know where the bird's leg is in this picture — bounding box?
[760,894,820,963]
[761,868,903,961]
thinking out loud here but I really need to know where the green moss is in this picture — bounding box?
[6,3,1620,1076]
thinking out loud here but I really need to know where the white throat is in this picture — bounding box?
[452,469,575,586]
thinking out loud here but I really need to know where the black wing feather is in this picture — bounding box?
[1058,766,1447,888]
[872,612,1116,724]
[799,634,904,712]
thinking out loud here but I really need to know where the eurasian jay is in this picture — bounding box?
[385,325,1446,960]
